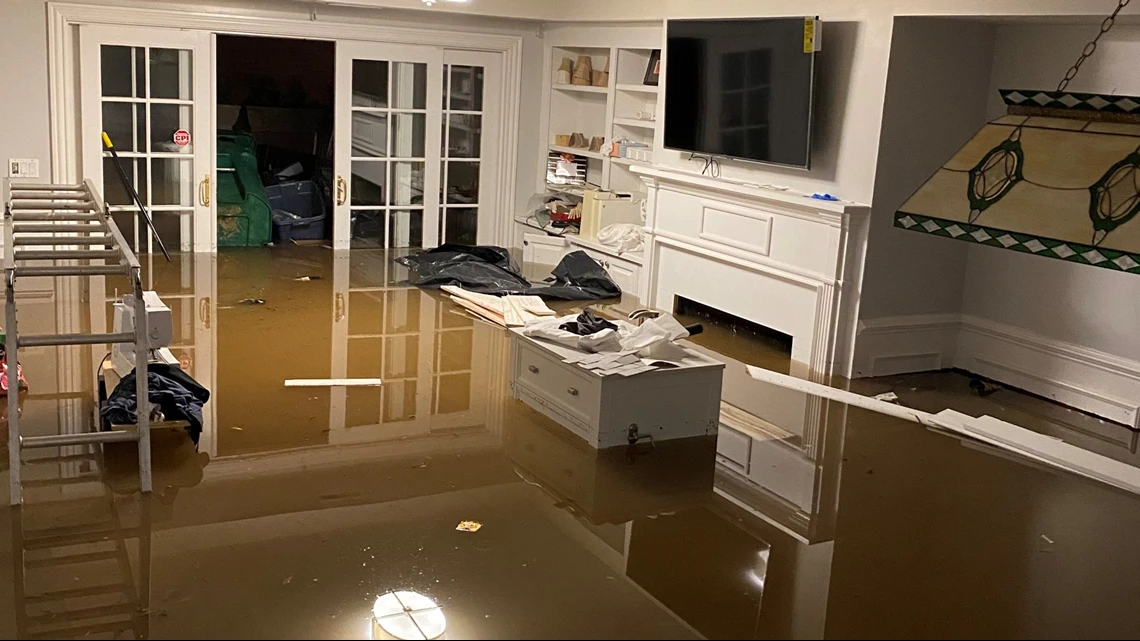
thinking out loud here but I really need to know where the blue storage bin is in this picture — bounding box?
[266,180,327,242]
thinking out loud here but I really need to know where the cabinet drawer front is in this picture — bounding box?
[517,343,601,425]
[716,426,752,473]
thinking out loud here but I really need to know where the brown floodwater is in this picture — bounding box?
[3,247,1140,639]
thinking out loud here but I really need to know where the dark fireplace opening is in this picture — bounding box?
[673,296,793,359]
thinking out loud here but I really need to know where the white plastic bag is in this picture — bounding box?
[596,223,644,253]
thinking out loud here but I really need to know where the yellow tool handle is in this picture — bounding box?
[101,131,113,149]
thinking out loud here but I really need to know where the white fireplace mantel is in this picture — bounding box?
[633,165,870,379]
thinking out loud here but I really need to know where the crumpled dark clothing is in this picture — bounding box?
[395,244,621,300]
[559,309,619,335]
[102,364,210,444]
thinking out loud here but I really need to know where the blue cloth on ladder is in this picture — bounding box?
[102,364,210,444]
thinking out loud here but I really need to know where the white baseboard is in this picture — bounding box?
[854,313,1140,428]
[852,313,960,378]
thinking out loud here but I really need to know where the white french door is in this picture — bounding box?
[80,26,213,254]
[334,43,501,250]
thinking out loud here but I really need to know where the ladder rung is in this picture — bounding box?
[12,212,103,221]
[16,265,128,278]
[22,526,140,550]
[9,199,95,210]
[13,236,114,246]
[9,182,83,191]
[14,249,121,261]
[25,620,135,640]
[17,332,134,348]
[24,583,126,605]
[24,452,98,465]
[10,190,87,199]
[21,475,100,489]
[14,223,106,233]
[24,549,119,569]
[27,602,139,626]
[25,519,117,541]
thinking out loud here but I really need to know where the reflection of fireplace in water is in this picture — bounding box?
[673,296,792,356]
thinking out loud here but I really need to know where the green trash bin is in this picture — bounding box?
[216,131,272,247]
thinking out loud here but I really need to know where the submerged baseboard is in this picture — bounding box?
[854,313,1140,428]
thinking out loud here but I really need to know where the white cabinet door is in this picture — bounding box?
[80,26,213,252]
[577,247,640,293]
[523,233,568,265]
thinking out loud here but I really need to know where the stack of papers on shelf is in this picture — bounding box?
[443,285,555,327]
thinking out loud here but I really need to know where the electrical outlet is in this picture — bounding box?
[7,158,39,179]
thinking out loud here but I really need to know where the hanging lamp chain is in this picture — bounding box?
[1057,0,1132,91]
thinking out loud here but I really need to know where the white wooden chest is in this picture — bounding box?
[509,328,725,449]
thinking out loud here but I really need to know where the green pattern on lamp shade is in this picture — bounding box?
[894,211,1140,274]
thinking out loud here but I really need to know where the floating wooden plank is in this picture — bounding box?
[744,365,1140,496]
[284,378,383,387]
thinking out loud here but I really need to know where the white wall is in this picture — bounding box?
[0,0,52,184]
[860,18,995,320]
[963,23,1140,362]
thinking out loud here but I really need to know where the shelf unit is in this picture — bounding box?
[543,45,662,200]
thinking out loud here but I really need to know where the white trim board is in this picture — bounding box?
[853,313,1140,428]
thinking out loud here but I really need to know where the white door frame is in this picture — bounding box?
[47,1,524,250]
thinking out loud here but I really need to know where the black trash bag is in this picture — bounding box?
[559,308,619,335]
[395,244,621,300]
[102,364,211,445]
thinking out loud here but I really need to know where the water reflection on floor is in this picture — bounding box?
[2,247,1140,639]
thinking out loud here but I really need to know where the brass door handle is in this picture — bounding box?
[199,174,211,206]
[336,176,347,206]
[528,365,539,374]
[566,387,579,396]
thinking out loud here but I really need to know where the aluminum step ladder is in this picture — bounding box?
[3,177,151,505]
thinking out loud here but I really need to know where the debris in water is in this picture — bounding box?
[412,462,428,469]
[230,426,244,431]
[456,520,482,533]
[294,275,322,282]
[969,377,1002,397]
[240,298,266,306]
[873,392,899,403]
[282,576,293,585]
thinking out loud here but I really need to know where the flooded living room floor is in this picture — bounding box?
[3,247,1140,639]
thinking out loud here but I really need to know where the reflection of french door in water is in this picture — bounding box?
[334,43,500,250]
[79,26,213,253]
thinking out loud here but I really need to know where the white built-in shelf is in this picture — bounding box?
[613,117,656,130]
[552,83,609,95]
[569,235,644,266]
[549,144,606,160]
[610,156,650,168]
[545,183,587,198]
[616,83,660,95]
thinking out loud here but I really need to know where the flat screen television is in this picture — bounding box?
[664,17,817,169]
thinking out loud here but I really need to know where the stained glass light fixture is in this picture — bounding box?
[896,0,1140,274]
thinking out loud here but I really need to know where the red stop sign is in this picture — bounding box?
[173,129,191,147]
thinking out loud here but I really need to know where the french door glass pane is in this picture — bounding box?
[350,208,387,248]
[102,102,145,153]
[149,48,193,100]
[351,112,387,157]
[150,104,194,153]
[446,114,481,158]
[388,209,423,248]
[391,113,426,158]
[151,158,193,206]
[391,62,427,109]
[153,211,194,250]
[444,208,477,245]
[445,161,479,204]
[353,60,388,107]
[102,157,148,205]
[101,45,145,98]
[389,162,424,207]
[351,161,387,206]
[448,65,484,111]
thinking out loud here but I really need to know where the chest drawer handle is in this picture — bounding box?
[566,387,579,396]
[528,365,539,374]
